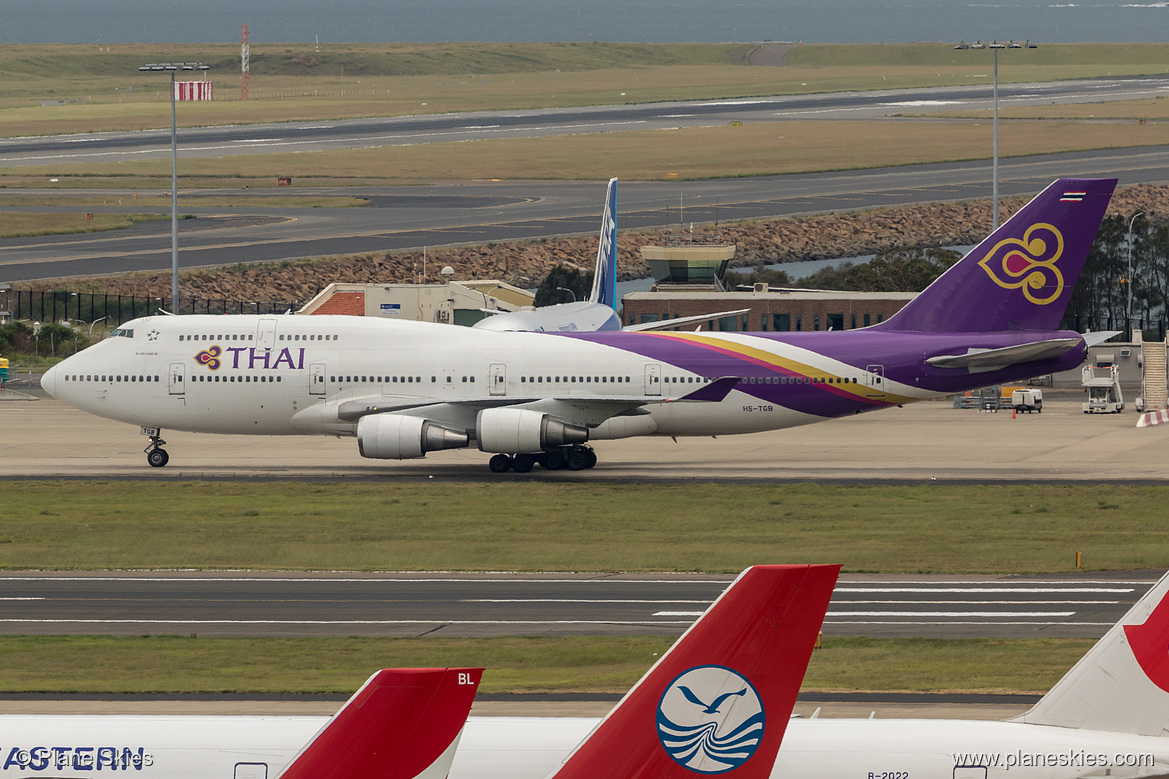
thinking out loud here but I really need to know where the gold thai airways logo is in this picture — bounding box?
[978,223,1065,305]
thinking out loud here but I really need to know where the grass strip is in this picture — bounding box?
[2,482,1166,574]
[0,635,1091,695]
[0,213,164,239]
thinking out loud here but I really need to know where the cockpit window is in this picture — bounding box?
[108,328,135,339]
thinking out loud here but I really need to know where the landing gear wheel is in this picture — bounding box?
[144,432,169,468]
[540,449,566,471]
[566,448,589,471]
[488,454,513,473]
[511,453,535,473]
[581,447,598,469]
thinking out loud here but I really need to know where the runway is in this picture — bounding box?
[0,571,1154,639]
[2,76,1169,282]
[4,393,1168,483]
[5,149,1169,283]
[3,78,1165,167]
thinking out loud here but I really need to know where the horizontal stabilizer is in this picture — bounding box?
[925,338,1081,371]
[624,309,751,333]
[1083,330,1123,347]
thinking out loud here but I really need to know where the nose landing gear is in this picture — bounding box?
[144,431,170,468]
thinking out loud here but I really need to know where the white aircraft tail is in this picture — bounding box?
[587,177,618,310]
[277,667,482,779]
[1013,572,1169,736]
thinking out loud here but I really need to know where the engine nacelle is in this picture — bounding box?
[357,414,469,460]
[476,408,589,454]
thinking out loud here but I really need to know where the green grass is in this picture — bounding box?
[0,212,165,239]
[0,635,1092,694]
[1,482,1166,573]
[3,42,1168,138]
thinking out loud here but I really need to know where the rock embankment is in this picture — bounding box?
[21,184,1169,304]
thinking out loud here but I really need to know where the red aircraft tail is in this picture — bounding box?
[277,667,483,779]
[551,564,839,779]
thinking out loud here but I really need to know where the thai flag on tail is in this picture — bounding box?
[1060,191,1087,202]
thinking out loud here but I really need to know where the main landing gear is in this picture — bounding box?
[144,432,170,468]
[488,445,598,474]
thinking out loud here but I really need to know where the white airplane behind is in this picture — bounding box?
[0,667,482,779]
[472,177,747,333]
[448,570,1169,779]
[41,178,1117,473]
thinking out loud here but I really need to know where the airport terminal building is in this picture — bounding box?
[621,287,916,332]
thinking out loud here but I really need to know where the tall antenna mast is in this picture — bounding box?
[241,23,250,100]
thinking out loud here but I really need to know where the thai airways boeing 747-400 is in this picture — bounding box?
[42,178,1118,472]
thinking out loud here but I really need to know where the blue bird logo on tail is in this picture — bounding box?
[656,665,765,774]
[678,685,748,714]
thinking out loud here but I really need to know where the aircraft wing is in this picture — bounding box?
[925,337,1083,372]
[623,309,752,332]
[334,377,741,425]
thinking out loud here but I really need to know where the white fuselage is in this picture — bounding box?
[5,713,1164,778]
[448,717,1169,779]
[0,715,323,777]
[42,314,933,445]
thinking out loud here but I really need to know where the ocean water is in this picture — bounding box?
[5,0,1168,45]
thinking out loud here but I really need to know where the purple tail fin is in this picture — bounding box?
[875,178,1117,333]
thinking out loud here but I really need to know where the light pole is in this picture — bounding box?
[138,62,210,313]
[1127,211,1143,335]
[954,40,1036,231]
[555,286,577,303]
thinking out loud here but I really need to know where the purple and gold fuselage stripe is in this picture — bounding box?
[644,332,900,406]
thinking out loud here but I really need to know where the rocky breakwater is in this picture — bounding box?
[21,184,1169,304]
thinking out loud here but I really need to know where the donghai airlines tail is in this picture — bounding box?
[451,564,840,779]
[0,667,481,778]
[450,571,1169,779]
[42,178,1117,472]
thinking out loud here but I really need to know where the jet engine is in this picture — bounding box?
[357,414,469,459]
[476,408,588,454]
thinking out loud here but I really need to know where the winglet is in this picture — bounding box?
[588,177,618,310]
[672,376,742,403]
[277,667,483,779]
[550,564,840,779]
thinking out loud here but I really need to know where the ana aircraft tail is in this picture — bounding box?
[588,177,618,310]
[278,667,483,779]
[1013,572,1169,736]
[875,178,1117,333]
[549,564,840,779]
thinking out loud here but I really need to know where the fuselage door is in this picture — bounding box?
[865,364,885,399]
[644,363,662,396]
[489,363,507,396]
[256,318,277,350]
[234,763,268,779]
[168,361,185,396]
[309,362,327,396]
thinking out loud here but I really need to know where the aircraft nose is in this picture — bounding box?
[41,363,59,398]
